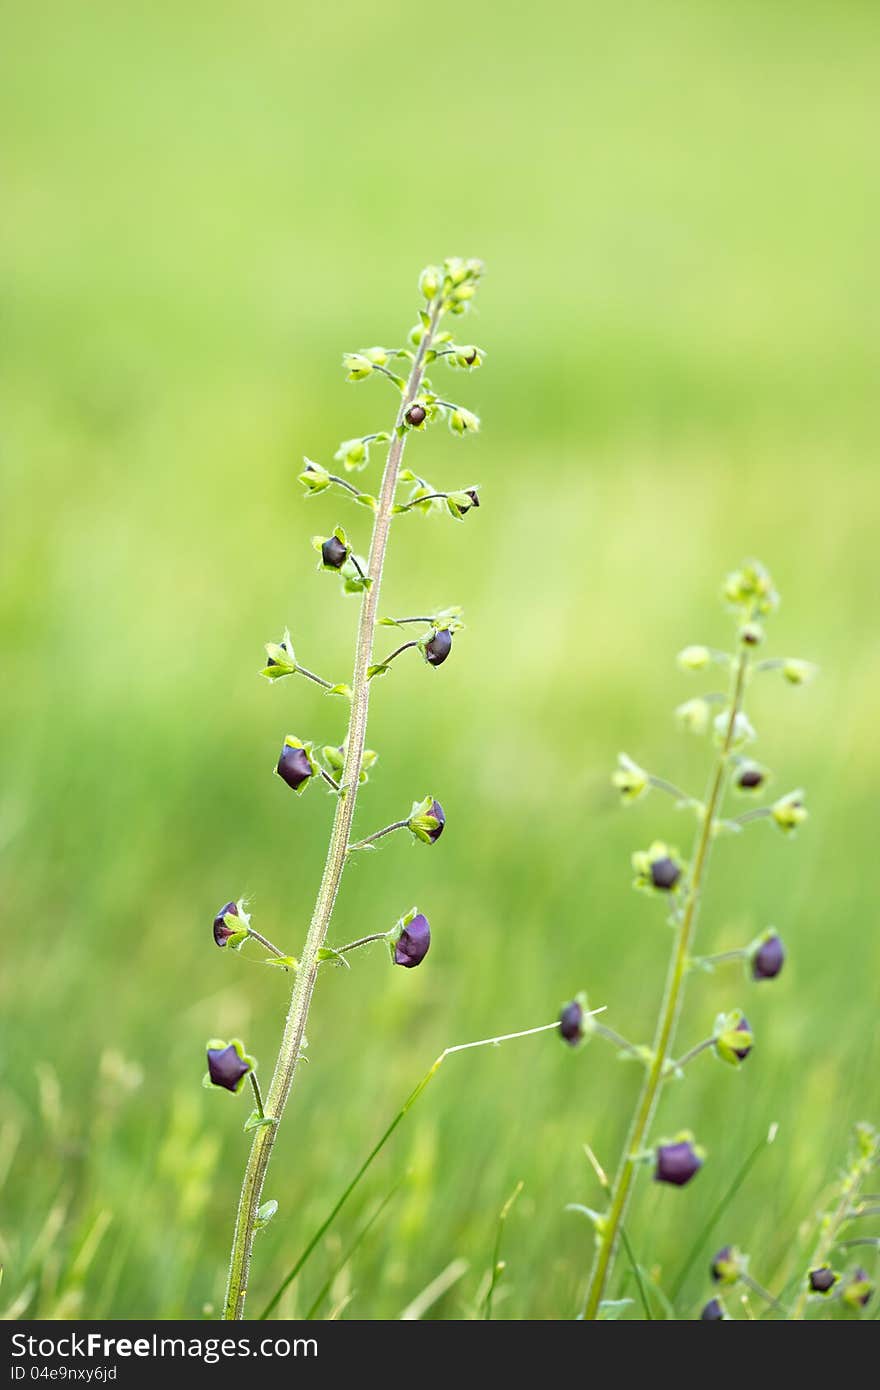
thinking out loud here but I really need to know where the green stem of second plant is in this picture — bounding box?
[582,643,750,1320]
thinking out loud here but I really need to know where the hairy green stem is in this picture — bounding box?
[347,820,409,853]
[582,646,750,1319]
[332,931,390,955]
[222,297,443,1321]
[246,928,289,960]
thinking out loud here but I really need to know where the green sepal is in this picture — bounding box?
[299,458,330,493]
[408,794,441,844]
[341,561,371,594]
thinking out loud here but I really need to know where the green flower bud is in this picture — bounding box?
[842,1267,873,1310]
[710,1245,745,1285]
[419,265,442,299]
[299,458,331,493]
[723,560,779,618]
[450,344,483,369]
[782,659,817,686]
[261,630,297,681]
[449,407,480,435]
[713,1009,753,1066]
[676,697,712,735]
[408,795,446,844]
[677,645,712,671]
[343,353,374,381]
[364,346,388,366]
[334,438,368,472]
[713,709,756,749]
[739,621,764,646]
[612,753,650,803]
[771,790,808,834]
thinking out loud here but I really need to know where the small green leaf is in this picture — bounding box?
[326,683,352,699]
[367,663,390,680]
[317,946,350,968]
[256,1200,278,1230]
[355,493,377,510]
[244,1111,276,1133]
[263,955,298,971]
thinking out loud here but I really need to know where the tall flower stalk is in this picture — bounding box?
[581,562,813,1319]
[209,259,487,1319]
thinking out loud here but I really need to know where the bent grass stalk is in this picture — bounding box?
[582,646,750,1318]
[222,293,444,1320]
[258,1019,569,1319]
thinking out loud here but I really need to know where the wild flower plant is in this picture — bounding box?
[204,258,498,1320]
[570,561,844,1319]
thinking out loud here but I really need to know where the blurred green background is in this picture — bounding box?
[2,0,878,1321]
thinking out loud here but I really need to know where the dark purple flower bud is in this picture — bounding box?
[463,348,478,366]
[737,767,765,790]
[655,1139,703,1187]
[393,913,431,968]
[558,999,585,1045]
[213,900,238,947]
[207,1043,251,1092]
[405,403,427,427]
[464,488,480,509]
[424,628,453,666]
[809,1267,838,1294]
[651,856,681,891]
[752,933,785,981]
[322,535,348,569]
[700,1298,725,1321]
[732,1017,752,1060]
[277,743,313,790]
[425,798,445,843]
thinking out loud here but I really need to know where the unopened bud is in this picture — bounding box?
[751,931,785,981]
[654,1136,703,1187]
[205,1039,254,1093]
[277,738,314,792]
[714,1010,753,1066]
[808,1267,838,1295]
[423,628,453,666]
[391,910,431,968]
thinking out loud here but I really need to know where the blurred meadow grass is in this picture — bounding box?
[1,0,878,1318]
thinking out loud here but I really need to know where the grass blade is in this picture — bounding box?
[670,1122,778,1302]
